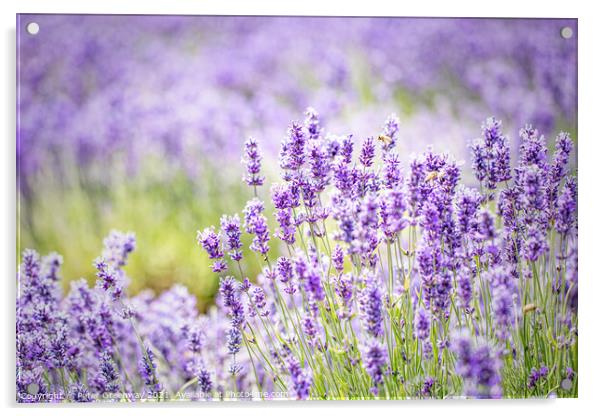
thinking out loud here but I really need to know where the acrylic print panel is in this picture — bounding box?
[16,14,577,402]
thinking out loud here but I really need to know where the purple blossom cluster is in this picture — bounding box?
[18,16,575,191]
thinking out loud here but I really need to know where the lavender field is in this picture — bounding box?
[17,15,577,401]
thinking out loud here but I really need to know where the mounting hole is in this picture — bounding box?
[26,22,40,35]
[560,26,573,39]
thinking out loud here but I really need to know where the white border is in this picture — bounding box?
[2,1,600,415]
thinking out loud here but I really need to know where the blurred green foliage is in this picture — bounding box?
[18,156,279,311]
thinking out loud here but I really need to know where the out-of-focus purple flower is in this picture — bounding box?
[307,140,331,193]
[249,286,268,317]
[522,225,549,262]
[421,377,435,397]
[94,351,120,395]
[555,179,577,236]
[304,262,325,303]
[452,330,502,398]
[362,339,387,395]
[414,306,431,341]
[476,209,496,241]
[332,245,345,274]
[302,314,318,347]
[359,272,383,337]
[226,327,242,355]
[287,356,312,399]
[69,383,93,402]
[334,273,353,317]
[187,326,204,354]
[548,132,573,207]
[456,265,474,313]
[528,366,549,389]
[242,137,265,188]
[305,107,321,141]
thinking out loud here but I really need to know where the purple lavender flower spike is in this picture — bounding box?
[68,383,93,402]
[383,151,402,189]
[304,107,321,141]
[94,351,120,395]
[528,366,550,389]
[102,230,136,268]
[359,137,376,168]
[555,179,577,236]
[307,140,331,193]
[243,199,270,256]
[359,272,383,337]
[381,113,400,152]
[197,367,213,395]
[332,245,345,274]
[414,306,431,341]
[456,265,474,313]
[138,345,162,394]
[197,227,227,273]
[287,356,312,399]
[93,258,123,301]
[421,377,435,397]
[362,339,387,396]
[226,327,242,355]
[279,122,306,178]
[452,330,502,398]
[470,117,511,191]
[548,132,573,207]
[242,137,265,189]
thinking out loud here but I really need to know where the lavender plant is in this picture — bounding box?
[16,111,577,401]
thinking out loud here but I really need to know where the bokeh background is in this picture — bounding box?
[17,15,577,310]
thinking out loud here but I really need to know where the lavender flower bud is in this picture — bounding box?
[226,327,242,355]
